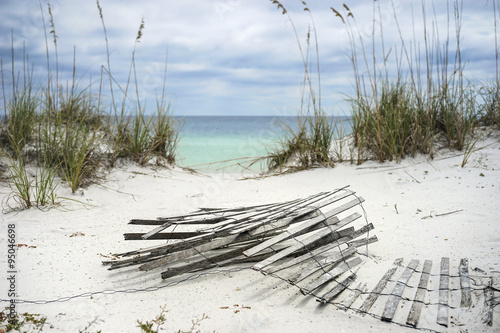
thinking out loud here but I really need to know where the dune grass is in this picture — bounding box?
[264,0,499,172]
[0,1,181,208]
[263,1,337,172]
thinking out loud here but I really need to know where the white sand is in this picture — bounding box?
[1,128,499,332]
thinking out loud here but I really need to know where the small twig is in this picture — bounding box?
[404,170,420,183]
[421,209,463,219]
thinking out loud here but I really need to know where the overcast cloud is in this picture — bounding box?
[0,0,498,116]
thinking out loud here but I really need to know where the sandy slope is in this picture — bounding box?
[1,129,499,332]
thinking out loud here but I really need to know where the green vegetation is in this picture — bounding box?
[136,306,210,333]
[264,0,500,172]
[2,1,500,205]
[0,311,47,332]
[261,1,337,172]
[0,1,181,210]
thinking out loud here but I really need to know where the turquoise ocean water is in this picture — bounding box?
[175,116,351,172]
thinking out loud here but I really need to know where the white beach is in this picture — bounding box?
[1,128,500,333]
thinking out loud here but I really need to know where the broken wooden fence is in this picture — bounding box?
[103,187,377,296]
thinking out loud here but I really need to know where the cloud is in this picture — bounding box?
[0,0,498,116]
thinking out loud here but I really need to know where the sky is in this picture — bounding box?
[0,0,498,116]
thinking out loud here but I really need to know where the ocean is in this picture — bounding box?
[175,116,351,172]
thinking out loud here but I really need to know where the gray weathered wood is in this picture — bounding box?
[437,257,450,327]
[252,220,351,271]
[229,191,354,236]
[406,260,433,327]
[253,222,373,272]
[139,235,239,271]
[288,245,357,284]
[459,258,472,308]
[484,277,494,326]
[341,282,367,311]
[381,259,419,322]
[243,196,364,257]
[124,232,203,240]
[256,221,372,273]
[300,257,362,295]
[346,235,378,248]
[263,213,362,274]
[160,241,259,279]
[317,273,357,304]
[359,258,403,315]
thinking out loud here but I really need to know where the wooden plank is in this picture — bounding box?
[124,232,203,240]
[160,241,258,279]
[341,282,367,311]
[359,258,403,315]
[406,260,433,327]
[381,259,420,322]
[140,235,239,271]
[484,277,494,326]
[223,190,344,234]
[263,214,365,274]
[252,220,354,271]
[346,235,378,249]
[243,196,364,257]
[253,222,373,272]
[300,257,362,295]
[288,245,357,284]
[459,258,472,308]
[317,273,357,304]
[437,257,450,327]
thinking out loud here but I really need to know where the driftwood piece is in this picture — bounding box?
[381,259,420,322]
[316,273,357,304]
[459,258,472,308]
[406,260,433,328]
[300,257,362,295]
[359,258,403,315]
[437,257,450,327]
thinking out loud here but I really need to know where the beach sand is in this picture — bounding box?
[1,128,499,332]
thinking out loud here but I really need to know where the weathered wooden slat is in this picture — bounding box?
[459,258,472,308]
[197,199,322,234]
[406,260,433,327]
[346,235,378,249]
[317,273,357,304]
[140,235,239,271]
[243,196,364,257]
[288,245,357,285]
[124,232,203,240]
[300,257,362,295]
[251,219,356,271]
[263,214,365,274]
[341,282,367,311]
[359,258,403,315]
[104,254,165,270]
[381,259,419,322]
[253,221,373,272]
[223,191,343,235]
[160,242,259,279]
[484,278,494,326]
[437,257,450,327]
